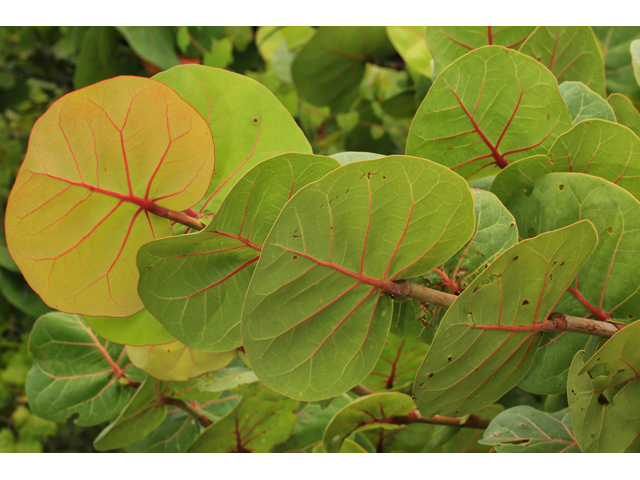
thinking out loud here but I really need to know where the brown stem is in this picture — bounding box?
[163,397,212,427]
[350,383,374,396]
[166,210,206,231]
[391,281,624,339]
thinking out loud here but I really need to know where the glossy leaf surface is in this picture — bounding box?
[26,312,134,426]
[5,76,215,316]
[83,308,175,346]
[154,65,311,217]
[94,376,166,451]
[406,46,572,181]
[243,156,475,400]
[126,340,235,382]
[520,27,605,97]
[137,153,338,351]
[413,221,598,417]
[480,406,579,452]
[188,396,298,452]
[425,26,535,73]
[559,82,615,125]
[322,392,416,453]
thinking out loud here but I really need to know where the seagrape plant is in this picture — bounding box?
[7,26,640,453]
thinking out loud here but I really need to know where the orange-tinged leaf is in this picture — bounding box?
[5,76,214,317]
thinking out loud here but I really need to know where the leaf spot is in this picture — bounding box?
[607,226,613,233]
[559,184,565,191]
[252,117,259,124]
[522,300,529,305]
[519,423,527,428]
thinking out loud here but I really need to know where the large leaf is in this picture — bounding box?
[385,27,431,78]
[154,65,312,218]
[413,220,598,418]
[519,27,605,97]
[506,174,640,394]
[406,46,572,181]
[559,82,615,125]
[126,340,236,382]
[568,326,640,453]
[243,156,475,400]
[94,376,166,451]
[83,308,175,346]
[608,93,640,137]
[188,396,299,452]
[592,27,640,97]
[490,120,640,204]
[125,411,199,453]
[291,26,396,109]
[480,406,580,452]
[25,312,135,426]
[425,26,535,74]
[322,392,416,453]
[5,76,215,317]
[115,26,180,71]
[137,153,338,351]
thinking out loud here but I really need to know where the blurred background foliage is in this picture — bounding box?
[1,25,639,452]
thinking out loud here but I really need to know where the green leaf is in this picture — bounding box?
[0,245,19,272]
[390,297,433,343]
[592,27,640,97]
[255,26,315,84]
[406,46,572,181]
[498,173,640,393]
[386,27,431,78]
[153,64,312,217]
[413,220,598,417]
[83,308,175,346]
[362,333,429,392]
[125,340,235,382]
[188,396,298,452]
[559,82,616,125]
[125,411,199,453]
[322,392,416,453]
[26,312,134,425]
[330,152,384,165]
[137,153,338,351]
[198,366,258,393]
[115,26,180,71]
[519,27,606,97]
[11,405,57,443]
[608,93,640,138]
[491,120,640,204]
[425,26,535,73]
[202,38,234,69]
[291,26,396,108]
[568,332,640,453]
[0,268,51,317]
[480,406,580,452]
[243,156,475,400]
[5,76,215,317]
[632,39,640,87]
[94,376,166,451]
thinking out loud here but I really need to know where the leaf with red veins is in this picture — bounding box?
[413,220,597,418]
[569,321,640,453]
[407,46,572,182]
[5,76,214,317]
[425,26,536,73]
[519,26,606,98]
[243,156,475,401]
[137,153,338,352]
[505,173,640,394]
[126,339,236,382]
[322,392,416,453]
[153,65,312,220]
[25,312,137,426]
[188,396,299,453]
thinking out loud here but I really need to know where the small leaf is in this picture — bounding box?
[330,152,384,165]
[198,366,258,393]
[559,82,616,125]
[322,392,416,453]
[480,406,579,452]
[94,376,166,451]
[83,308,175,346]
[413,220,598,418]
[386,27,431,78]
[188,396,298,453]
[632,39,640,87]
[126,340,236,382]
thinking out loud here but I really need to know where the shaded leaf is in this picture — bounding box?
[0,245,19,272]
[116,26,180,71]
[243,156,475,400]
[125,411,199,453]
[188,396,298,452]
[322,392,416,453]
[386,27,431,78]
[632,39,640,87]
[559,81,615,125]
[406,46,572,181]
[519,26,605,97]
[608,92,640,137]
[413,220,598,417]
[480,406,579,452]
[5,76,215,317]
[26,312,134,426]
[0,268,51,317]
[154,64,311,218]
[137,153,338,351]
[83,308,175,346]
[592,27,640,97]
[198,365,258,393]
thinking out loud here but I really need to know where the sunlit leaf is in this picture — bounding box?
[386,27,431,78]
[198,365,258,393]
[83,308,175,346]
